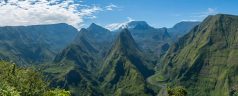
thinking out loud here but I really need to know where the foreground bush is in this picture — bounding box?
[0,61,70,96]
[44,89,71,96]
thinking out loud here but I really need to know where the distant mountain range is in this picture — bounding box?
[168,21,200,40]
[3,15,234,96]
[42,20,199,95]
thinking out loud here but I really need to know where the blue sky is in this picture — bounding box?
[0,0,237,30]
[82,0,238,28]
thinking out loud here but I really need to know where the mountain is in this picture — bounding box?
[168,21,200,40]
[118,21,154,30]
[114,21,199,58]
[98,29,155,95]
[80,23,116,57]
[0,23,77,65]
[54,28,99,71]
[122,21,172,58]
[160,14,238,96]
[87,23,111,34]
[53,23,117,72]
[44,28,101,96]
[24,21,209,95]
[45,24,117,95]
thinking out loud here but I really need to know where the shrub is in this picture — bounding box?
[167,86,187,96]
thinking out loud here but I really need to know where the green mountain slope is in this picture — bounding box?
[84,23,116,57]
[54,28,99,71]
[126,21,172,58]
[0,23,77,65]
[44,63,102,96]
[46,28,157,96]
[44,28,105,96]
[98,29,155,95]
[160,14,238,96]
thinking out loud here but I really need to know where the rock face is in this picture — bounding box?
[161,14,238,96]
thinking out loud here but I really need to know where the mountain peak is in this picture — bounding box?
[87,23,110,32]
[112,29,140,54]
[88,23,100,29]
[99,29,154,92]
[118,21,153,30]
[88,23,98,27]
[128,21,148,25]
[127,21,153,29]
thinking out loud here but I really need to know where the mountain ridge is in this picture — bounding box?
[160,14,238,96]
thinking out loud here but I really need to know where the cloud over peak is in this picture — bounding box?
[105,17,134,31]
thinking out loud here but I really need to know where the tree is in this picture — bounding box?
[167,86,187,96]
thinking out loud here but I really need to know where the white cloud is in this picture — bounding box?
[105,17,134,31]
[207,8,217,14]
[191,8,218,18]
[105,3,117,11]
[127,17,134,22]
[0,0,102,29]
